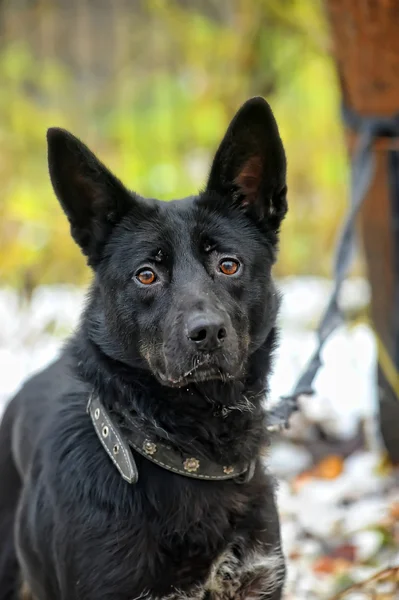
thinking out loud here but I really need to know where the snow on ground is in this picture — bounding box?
[0,278,397,599]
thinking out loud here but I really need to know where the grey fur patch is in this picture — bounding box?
[159,546,285,600]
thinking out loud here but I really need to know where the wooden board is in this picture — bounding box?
[326,0,399,462]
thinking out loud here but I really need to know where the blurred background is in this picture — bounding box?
[0,1,398,598]
[0,0,348,291]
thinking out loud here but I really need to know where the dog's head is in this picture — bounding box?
[47,97,287,388]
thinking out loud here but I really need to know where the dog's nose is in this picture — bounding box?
[186,313,227,351]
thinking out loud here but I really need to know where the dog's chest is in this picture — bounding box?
[161,546,285,600]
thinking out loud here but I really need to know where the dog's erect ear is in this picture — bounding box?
[206,97,287,230]
[47,128,133,265]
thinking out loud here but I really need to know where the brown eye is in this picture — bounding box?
[219,259,240,276]
[136,269,156,285]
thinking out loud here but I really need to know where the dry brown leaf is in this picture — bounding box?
[313,455,344,479]
[292,455,345,491]
[313,556,352,576]
[288,549,301,561]
[330,544,357,563]
[292,471,313,493]
[313,556,337,575]
[389,502,399,521]
[375,452,396,476]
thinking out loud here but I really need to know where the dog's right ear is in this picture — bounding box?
[47,128,133,265]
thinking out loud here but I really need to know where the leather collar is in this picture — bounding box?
[87,394,255,484]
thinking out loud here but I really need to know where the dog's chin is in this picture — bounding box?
[154,366,237,388]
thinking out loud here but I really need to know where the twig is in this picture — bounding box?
[329,566,399,599]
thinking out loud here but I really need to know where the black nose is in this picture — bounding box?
[186,313,227,351]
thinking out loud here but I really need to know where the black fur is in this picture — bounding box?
[0,97,288,600]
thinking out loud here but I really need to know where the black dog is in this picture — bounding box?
[0,97,288,600]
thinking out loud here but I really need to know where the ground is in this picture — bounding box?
[0,278,398,599]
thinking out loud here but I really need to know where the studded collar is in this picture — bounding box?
[87,394,255,484]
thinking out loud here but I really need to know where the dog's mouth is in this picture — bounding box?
[155,358,236,388]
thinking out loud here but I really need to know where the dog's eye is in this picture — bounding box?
[219,259,240,276]
[136,269,156,285]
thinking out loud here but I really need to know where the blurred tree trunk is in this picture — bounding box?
[326,0,399,463]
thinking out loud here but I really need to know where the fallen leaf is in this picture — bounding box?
[313,455,344,479]
[375,452,395,476]
[292,471,313,493]
[332,573,356,595]
[288,549,301,561]
[313,556,337,575]
[312,556,352,575]
[389,501,399,521]
[330,544,357,563]
[292,455,345,490]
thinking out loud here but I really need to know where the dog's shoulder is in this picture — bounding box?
[9,352,82,473]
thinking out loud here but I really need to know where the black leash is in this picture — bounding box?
[267,107,399,433]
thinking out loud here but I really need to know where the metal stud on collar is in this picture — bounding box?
[183,457,200,472]
[143,440,157,455]
[223,465,234,475]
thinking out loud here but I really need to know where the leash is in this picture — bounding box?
[267,106,399,432]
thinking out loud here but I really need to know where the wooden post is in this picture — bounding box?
[326,0,399,462]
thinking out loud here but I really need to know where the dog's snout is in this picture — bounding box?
[186,312,227,351]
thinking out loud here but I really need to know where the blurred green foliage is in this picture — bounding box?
[0,0,349,294]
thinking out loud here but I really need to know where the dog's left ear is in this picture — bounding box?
[206,97,287,230]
